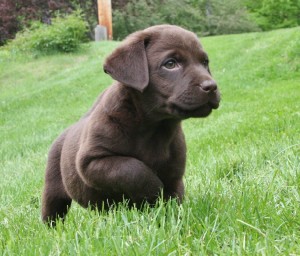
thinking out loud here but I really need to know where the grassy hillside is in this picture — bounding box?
[0,27,299,255]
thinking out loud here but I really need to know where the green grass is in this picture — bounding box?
[0,27,299,255]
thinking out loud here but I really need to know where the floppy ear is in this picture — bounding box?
[103,33,149,92]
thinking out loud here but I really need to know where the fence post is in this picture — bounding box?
[95,0,113,41]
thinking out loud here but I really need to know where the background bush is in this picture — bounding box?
[1,0,299,45]
[112,0,260,40]
[4,11,88,55]
[245,0,300,31]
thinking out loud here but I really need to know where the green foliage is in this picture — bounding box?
[112,0,300,38]
[112,0,259,40]
[112,0,164,40]
[245,0,300,30]
[199,0,260,35]
[4,11,89,55]
[0,27,300,254]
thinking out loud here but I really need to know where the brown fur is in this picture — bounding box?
[41,25,220,225]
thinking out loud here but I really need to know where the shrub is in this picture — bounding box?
[245,0,300,31]
[201,0,260,36]
[4,11,88,55]
[112,0,259,40]
[112,0,164,40]
[112,0,207,40]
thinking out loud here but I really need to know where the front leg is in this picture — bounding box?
[76,155,164,205]
[163,178,185,203]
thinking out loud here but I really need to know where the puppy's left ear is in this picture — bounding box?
[103,32,149,92]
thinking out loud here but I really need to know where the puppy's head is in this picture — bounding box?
[104,25,220,119]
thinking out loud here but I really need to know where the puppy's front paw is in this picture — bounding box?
[129,174,164,205]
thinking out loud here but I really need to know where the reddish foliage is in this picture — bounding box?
[0,0,18,44]
[0,0,128,45]
[0,0,71,45]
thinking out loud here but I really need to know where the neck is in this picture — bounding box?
[127,85,181,127]
[102,84,181,135]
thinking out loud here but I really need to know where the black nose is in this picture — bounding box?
[200,80,217,92]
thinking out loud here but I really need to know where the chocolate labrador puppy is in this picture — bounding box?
[42,25,220,225]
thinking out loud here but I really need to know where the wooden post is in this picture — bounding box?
[97,0,113,40]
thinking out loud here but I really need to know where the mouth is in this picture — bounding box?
[170,100,219,118]
[207,100,220,109]
[167,86,221,119]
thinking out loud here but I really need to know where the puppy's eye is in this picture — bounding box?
[163,59,177,69]
[202,59,209,67]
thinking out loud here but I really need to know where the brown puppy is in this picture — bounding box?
[41,25,220,225]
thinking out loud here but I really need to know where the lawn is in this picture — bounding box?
[0,27,299,255]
